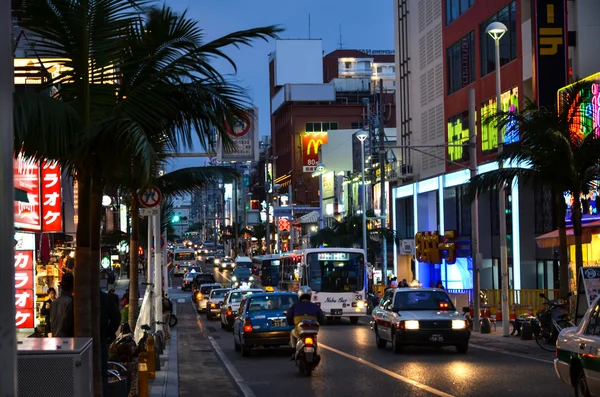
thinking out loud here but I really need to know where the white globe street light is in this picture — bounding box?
[356,131,369,267]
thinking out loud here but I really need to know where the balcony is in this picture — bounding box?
[332,77,371,92]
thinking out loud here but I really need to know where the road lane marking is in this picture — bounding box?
[469,343,554,364]
[320,344,455,397]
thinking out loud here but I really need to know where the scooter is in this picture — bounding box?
[294,319,321,376]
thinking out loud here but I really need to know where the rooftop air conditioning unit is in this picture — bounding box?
[17,338,93,397]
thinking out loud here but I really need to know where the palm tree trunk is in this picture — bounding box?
[74,174,92,337]
[129,193,140,330]
[90,177,104,397]
[572,194,584,284]
[555,193,570,297]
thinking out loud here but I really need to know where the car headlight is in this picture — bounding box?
[249,276,254,281]
[452,320,467,329]
[232,276,237,281]
[221,263,225,267]
[404,320,419,330]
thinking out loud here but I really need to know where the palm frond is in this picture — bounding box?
[155,166,238,197]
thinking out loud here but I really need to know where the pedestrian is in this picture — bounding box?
[40,287,56,336]
[48,273,74,337]
[108,288,120,308]
[400,279,409,288]
[162,292,173,339]
[100,289,121,396]
[106,268,116,291]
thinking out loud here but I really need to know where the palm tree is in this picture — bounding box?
[14,1,281,394]
[310,214,398,265]
[468,81,600,296]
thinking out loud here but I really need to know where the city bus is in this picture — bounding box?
[279,248,368,324]
[251,254,281,291]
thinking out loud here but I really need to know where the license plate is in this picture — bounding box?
[271,319,286,327]
[430,334,444,342]
[330,309,343,315]
[304,347,314,353]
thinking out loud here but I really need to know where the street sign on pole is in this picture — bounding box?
[140,208,160,217]
[139,186,162,208]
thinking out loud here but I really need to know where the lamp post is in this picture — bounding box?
[486,21,510,337]
[356,131,369,267]
[316,163,325,229]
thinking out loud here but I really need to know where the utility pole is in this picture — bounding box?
[0,1,16,394]
[289,183,294,251]
[233,175,239,257]
[265,145,271,254]
[378,79,388,286]
[469,88,482,332]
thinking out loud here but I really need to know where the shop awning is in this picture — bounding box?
[14,188,28,203]
[297,210,320,224]
[535,220,600,248]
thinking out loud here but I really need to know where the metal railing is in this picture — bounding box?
[447,288,562,316]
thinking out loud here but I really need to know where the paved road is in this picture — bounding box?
[173,264,573,397]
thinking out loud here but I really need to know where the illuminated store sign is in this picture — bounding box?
[481,87,519,152]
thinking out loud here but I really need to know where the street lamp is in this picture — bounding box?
[316,163,325,229]
[356,131,369,267]
[486,21,510,337]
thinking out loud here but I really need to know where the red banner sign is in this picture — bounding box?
[14,154,41,231]
[14,250,35,329]
[302,132,328,173]
[41,160,62,232]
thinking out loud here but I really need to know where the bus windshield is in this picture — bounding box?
[175,251,194,260]
[307,252,364,293]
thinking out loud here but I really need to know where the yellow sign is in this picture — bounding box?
[414,231,456,265]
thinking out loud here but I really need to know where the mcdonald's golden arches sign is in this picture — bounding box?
[302,132,328,172]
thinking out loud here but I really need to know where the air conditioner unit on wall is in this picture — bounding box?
[17,337,93,397]
[401,239,414,255]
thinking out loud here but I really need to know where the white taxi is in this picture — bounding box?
[371,287,470,353]
[555,297,600,397]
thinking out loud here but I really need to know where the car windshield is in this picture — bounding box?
[393,290,455,311]
[233,268,252,278]
[229,291,257,303]
[195,275,215,284]
[200,285,218,294]
[247,295,298,311]
[175,252,194,260]
[210,289,229,299]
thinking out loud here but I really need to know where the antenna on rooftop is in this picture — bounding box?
[308,14,311,39]
[338,23,343,49]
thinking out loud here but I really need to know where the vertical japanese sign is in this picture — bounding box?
[14,153,41,231]
[41,160,62,232]
[14,244,35,329]
[302,132,328,173]
[218,108,259,162]
[535,0,568,108]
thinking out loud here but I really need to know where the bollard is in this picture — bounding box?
[155,343,161,371]
[520,320,533,340]
[480,317,492,334]
[138,352,149,397]
[147,335,156,379]
[155,332,164,355]
[510,304,517,320]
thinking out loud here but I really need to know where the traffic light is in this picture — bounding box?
[172,215,180,223]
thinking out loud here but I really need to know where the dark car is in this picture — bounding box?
[233,292,299,356]
[231,267,255,288]
[192,273,217,302]
[181,272,196,291]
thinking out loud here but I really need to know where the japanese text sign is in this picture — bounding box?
[41,160,62,232]
[14,153,41,231]
[14,250,35,329]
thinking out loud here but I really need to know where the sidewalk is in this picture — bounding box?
[469,319,556,361]
[149,297,179,397]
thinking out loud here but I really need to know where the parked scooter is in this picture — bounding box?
[294,318,321,376]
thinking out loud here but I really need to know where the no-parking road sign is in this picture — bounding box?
[139,186,162,208]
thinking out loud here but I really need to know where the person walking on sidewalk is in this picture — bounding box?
[162,292,173,339]
[100,289,121,396]
[106,268,116,291]
[40,287,56,336]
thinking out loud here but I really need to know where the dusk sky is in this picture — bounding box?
[165,0,394,171]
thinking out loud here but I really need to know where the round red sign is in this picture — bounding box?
[225,113,251,138]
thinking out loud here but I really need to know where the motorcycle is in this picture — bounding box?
[532,292,574,351]
[366,293,380,315]
[294,318,321,376]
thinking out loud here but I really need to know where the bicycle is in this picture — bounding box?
[532,292,575,352]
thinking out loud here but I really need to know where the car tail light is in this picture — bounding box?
[210,303,216,308]
[196,292,202,301]
[243,318,253,333]
[439,302,449,309]
[227,306,233,316]
[176,265,179,268]
[304,337,314,346]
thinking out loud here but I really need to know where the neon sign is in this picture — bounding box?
[481,87,519,152]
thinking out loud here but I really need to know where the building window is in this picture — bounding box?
[376,66,382,73]
[305,122,338,133]
[446,31,475,95]
[480,1,517,77]
[447,111,469,161]
[446,0,474,25]
[344,61,351,69]
[350,122,365,130]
